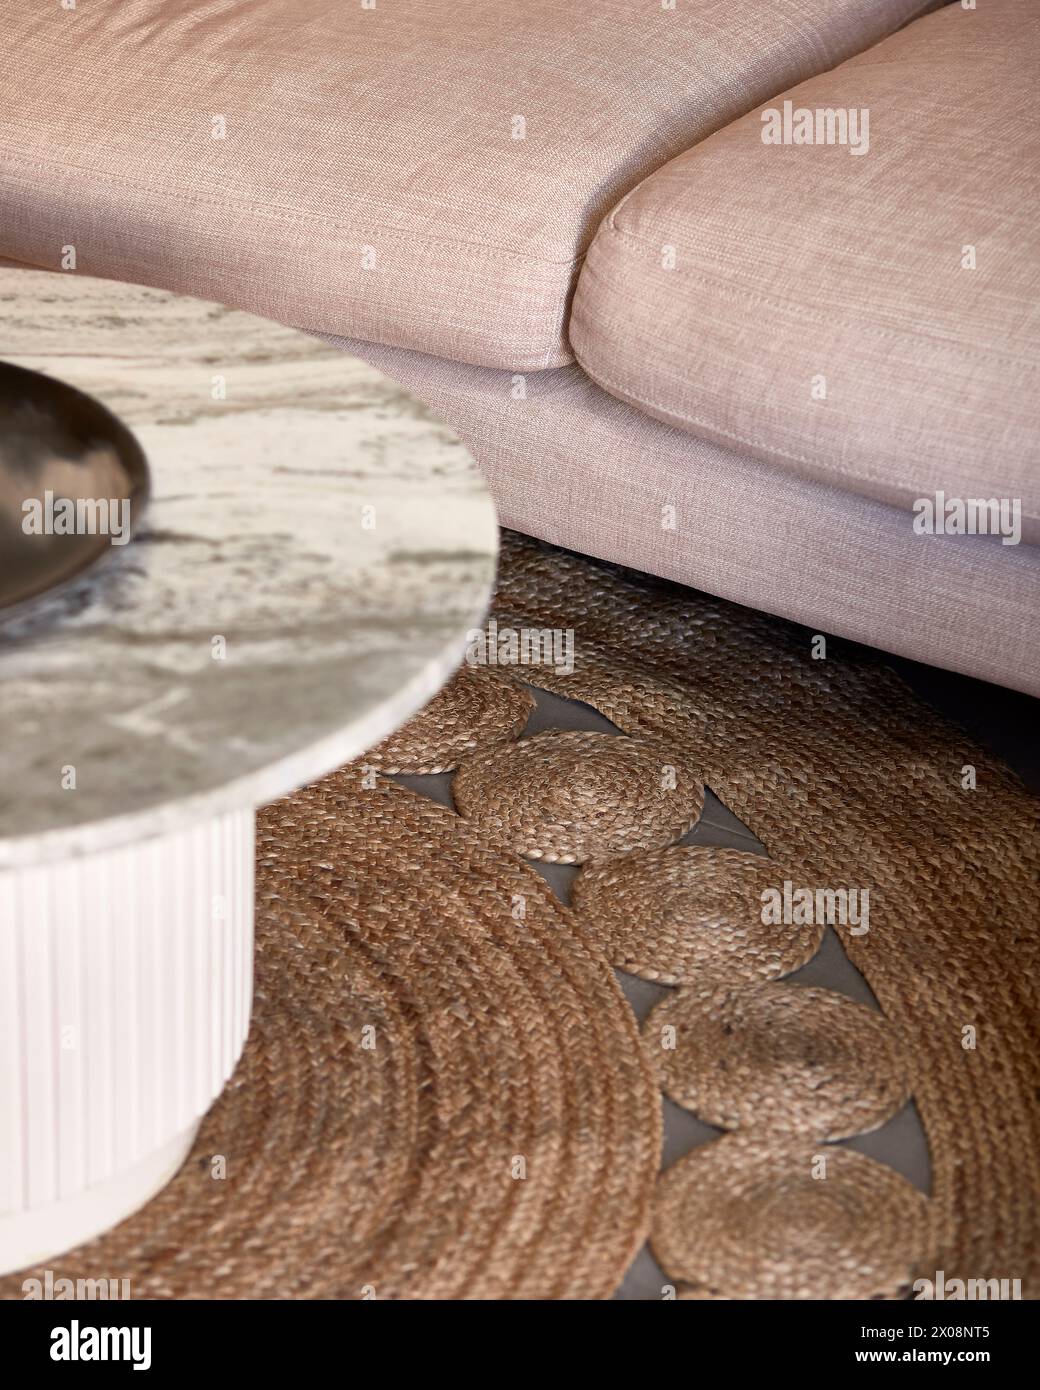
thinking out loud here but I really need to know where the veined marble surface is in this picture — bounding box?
[0,271,497,866]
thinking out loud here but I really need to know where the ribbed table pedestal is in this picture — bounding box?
[0,809,254,1276]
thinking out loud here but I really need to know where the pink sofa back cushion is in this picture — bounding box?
[1,0,940,371]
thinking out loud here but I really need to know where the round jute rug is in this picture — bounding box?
[0,776,661,1300]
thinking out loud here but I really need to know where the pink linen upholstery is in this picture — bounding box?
[326,334,1040,698]
[571,0,1040,538]
[1,0,940,371]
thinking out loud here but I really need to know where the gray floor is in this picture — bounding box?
[395,654,1039,1301]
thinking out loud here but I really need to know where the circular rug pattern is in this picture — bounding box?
[364,665,534,773]
[452,730,704,863]
[652,1134,931,1300]
[494,533,1040,1290]
[0,775,660,1300]
[645,982,911,1139]
[570,846,824,985]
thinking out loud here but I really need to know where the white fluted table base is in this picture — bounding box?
[0,809,254,1276]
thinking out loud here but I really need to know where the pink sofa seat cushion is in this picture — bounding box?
[572,0,1040,538]
[326,333,1040,699]
[1,0,940,371]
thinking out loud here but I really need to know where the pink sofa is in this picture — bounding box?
[2,0,1036,693]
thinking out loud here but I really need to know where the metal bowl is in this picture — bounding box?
[0,361,150,616]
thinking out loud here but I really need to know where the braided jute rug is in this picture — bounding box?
[3,529,1036,1299]
[0,775,660,1300]
[487,531,1040,1295]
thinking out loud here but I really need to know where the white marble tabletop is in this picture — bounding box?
[0,271,497,867]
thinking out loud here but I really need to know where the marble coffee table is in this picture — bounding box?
[0,269,497,1274]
